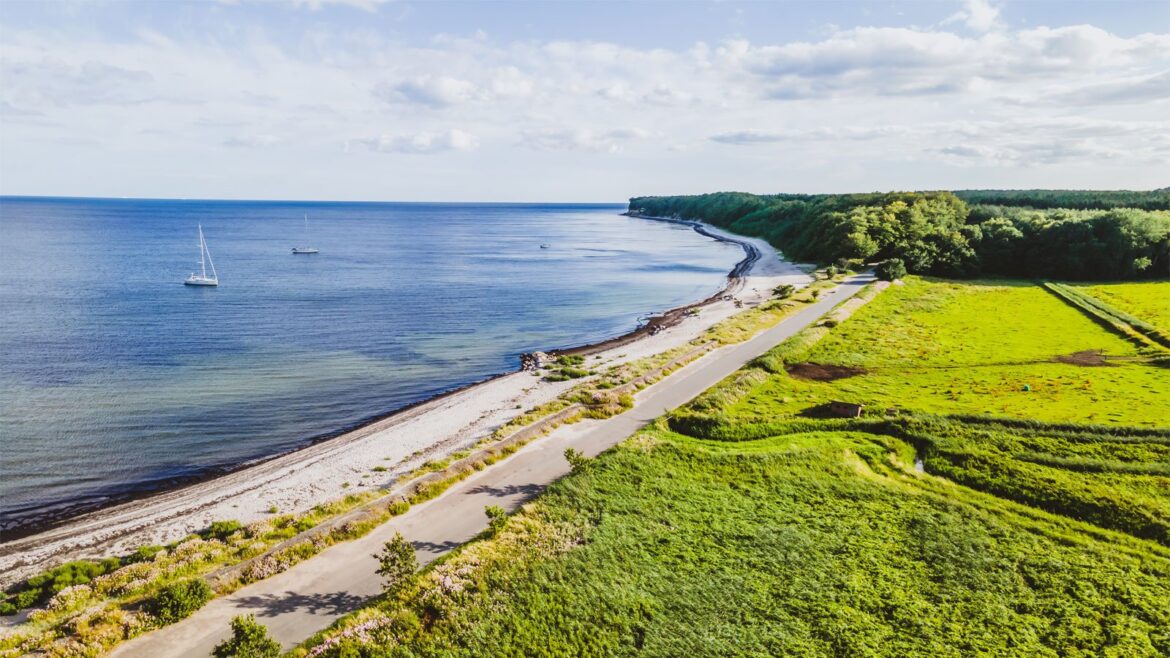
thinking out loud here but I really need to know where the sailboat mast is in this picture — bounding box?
[204,228,217,279]
[198,224,207,278]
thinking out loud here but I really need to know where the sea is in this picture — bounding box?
[0,197,743,533]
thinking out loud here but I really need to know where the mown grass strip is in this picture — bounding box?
[1044,281,1170,350]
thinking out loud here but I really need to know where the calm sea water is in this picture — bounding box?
[0,197,742,532]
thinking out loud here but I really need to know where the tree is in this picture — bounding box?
[375,533,417,595]
[876,258,907,281]
[212,615,280,658]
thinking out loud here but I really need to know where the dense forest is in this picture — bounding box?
[955,188,1170,211]
[629,190,1170,280]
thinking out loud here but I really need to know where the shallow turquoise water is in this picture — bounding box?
[0,197,741,531]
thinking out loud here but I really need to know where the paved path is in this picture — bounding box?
[111,273,874,657]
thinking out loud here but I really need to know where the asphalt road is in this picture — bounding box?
[110,273,875,657]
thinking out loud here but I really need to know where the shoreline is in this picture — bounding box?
[1,216,756,541]
[0,218,811,587]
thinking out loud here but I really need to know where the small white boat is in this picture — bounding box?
[184,224,219,287]
[292,214,319,254]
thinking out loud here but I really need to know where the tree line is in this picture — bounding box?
[628,190,1170,280]
[954,188,1170,211]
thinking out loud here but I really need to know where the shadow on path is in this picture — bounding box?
[412,539,462,554]
[234,591,369,618]
[465,482,544,498]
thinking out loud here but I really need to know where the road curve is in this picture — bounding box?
[111,273,875,657]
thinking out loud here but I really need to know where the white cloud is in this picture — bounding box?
[722,25,1170,101]
[224,134,281,148]
[348,129,478,154]
[1051,70,1170,105]
[1,3,1168,199]
[944,0,1003,33]
[710,126,906,145]
[1,59,156,107]
[490,67,534,98]
[219,0,391,12]
[519,128,649,153]
[374,75,481,108]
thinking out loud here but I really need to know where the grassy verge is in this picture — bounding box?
[292,427,1170,657]
[0,492,380,657]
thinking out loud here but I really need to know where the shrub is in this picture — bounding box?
[564,447,589,472]
[145,578,212,624]
[834,257,856,272]
[7,558,124,611]
[484,505,508,537]
[203,520,243,541]
[876,258,907,281]
[212,614,280,658]
[0,601,16,616]
[773,284,796,299]
[129,545,166,563]
[376,533,418,595]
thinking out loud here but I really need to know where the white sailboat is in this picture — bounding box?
[291,214,319,254]
[184,224,219,286]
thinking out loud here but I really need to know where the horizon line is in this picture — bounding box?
[0,194,631,206]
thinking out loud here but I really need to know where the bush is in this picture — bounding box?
[203,520,243,541]
[564,447,589,472]
[876,258,907,281]
[129,545,166,563]
[376,533,417,595]
[212,614,280,658]
[145,578,212,624]
[555,354,586,367]
[834,257,857,272]
[7,558,124,611]
[0,601,16,616]
[773,284,796,298]
[484,505,508,537]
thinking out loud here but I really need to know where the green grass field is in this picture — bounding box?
[298,429,1170,657]
[297,276,1170,657]
[722,278,1169,426]
[1076,281,1170,333]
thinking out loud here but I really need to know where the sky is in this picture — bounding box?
[1,0,1168,202]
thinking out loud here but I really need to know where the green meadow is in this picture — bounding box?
[298,428,1170,657]
[723,278,1169,426]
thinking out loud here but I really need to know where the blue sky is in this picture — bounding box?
[1,0,1168,201]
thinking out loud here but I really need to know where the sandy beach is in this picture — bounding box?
[0,221,810,588]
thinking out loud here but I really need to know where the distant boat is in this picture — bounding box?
[292,214,319,254]
[184,224,219,287]
[540,244,551,249]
